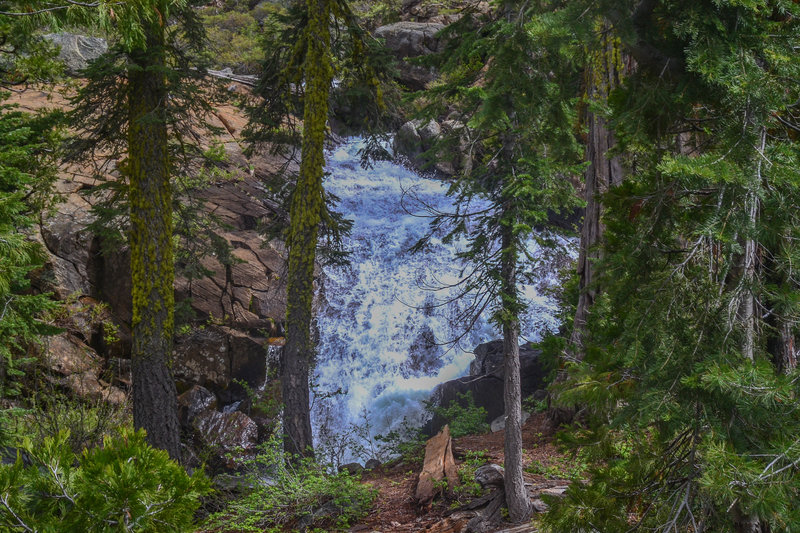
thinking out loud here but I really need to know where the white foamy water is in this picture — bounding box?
[312,138,571,462]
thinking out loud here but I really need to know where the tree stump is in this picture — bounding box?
[415,425,459,505]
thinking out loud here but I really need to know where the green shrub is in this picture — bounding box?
[430,391,489,438]
[522,394,548,414]
[206,434,377,532]
[0,428,210,532]
[24,387,130,455]
[202,10,263,74]
[452,450,489,504]
[525,452,588,482]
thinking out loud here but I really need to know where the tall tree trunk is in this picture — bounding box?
[739,129,765,363]
[281,0,332,458]
[128,22,181,461]
[550,24,625,426]
[568,24,624,360]
[739,198,757,362]
[733,508,764,533]
[732,129,764,533]
[501,218,531,524]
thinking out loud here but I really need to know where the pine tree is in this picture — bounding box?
[567,21,627,361]
[245,0,391,457]
[279,0,335,458]
[544,1,800,531]
[415,0,583,522]
[124,11,183,461]
[64,0,216,460]
[0,7,62,445]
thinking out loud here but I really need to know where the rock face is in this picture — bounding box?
[43,33,108,75]
[13,87,287,463]
[393,119,439,171]
[178,384,259,469]
[37,193,95,299]
[400,0,491,24]
[374,22,445,90]
[177,385,218,427]
[474,464,505,489]
[393,118,470,176]
[423,340,546,435]
[173,325,274,403]
[193,409,259,459]
[375,22,445,58]
[39,332,127,405]
[490,411,531,433]
[16,89,288,337]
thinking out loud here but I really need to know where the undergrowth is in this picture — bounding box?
[205,434,377,532]
[0,429,209,531]
[429,391,489,438]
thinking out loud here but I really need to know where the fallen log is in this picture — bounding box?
[207,68,259,87]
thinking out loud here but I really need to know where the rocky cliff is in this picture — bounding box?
[11,82,290,465]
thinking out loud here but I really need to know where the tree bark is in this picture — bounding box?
[501,221,531,524]
[128,22,181,461]
[774,319,797,374]
[733,507,764,533]
[281,0,332,458]
[732,130,764,533]
[738,130,763,363]
[568,24,625,361]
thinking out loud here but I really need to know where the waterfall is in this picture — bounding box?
[312,138,571,463]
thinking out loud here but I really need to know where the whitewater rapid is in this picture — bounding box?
[312,138,570,462]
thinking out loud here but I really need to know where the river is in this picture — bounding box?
[311,138,571,464]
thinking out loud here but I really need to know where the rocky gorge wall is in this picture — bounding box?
[12,81,290,467]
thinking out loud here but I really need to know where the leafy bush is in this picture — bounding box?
[429,391,489,438]
[522,394,548,414]
[0,99,61,446]
[202,10,263,74]
[207,435,377,532]
[452,450,489,504]
[0,429,210,532]
[525,452,588,482]
[24,386,130,455]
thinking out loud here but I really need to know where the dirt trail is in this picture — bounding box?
[354,412,575,532]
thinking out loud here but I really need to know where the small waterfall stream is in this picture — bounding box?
[311,138,571,462]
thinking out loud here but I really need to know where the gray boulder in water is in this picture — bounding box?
[43,33,108,75]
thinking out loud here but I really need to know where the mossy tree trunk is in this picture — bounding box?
[127,21,181,461]
[281,0,333,458]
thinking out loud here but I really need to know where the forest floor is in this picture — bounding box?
[350,412,577,533]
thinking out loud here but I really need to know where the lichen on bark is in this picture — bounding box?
[281,0,334,458]
[127,17,181,461]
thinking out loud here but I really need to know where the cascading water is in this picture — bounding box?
[312,138,571,462]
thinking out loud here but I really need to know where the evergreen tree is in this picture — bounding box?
[125,8,182,461]
[64,0,216,460]
[0,5,62,445]
[281,0,334,459]
[245,0,391,457]
[566,21,627,363]
[545,1,800,531]
[415,0,582,522]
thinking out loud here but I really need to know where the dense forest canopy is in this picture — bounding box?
[0,0,799,531]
